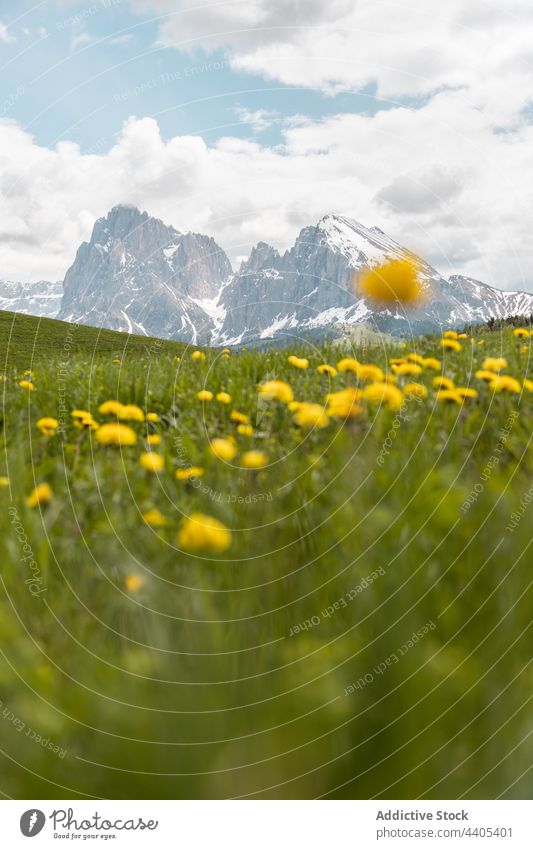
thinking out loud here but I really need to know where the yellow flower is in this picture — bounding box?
[37,417,59,436]
[142,508,167,527]
[147,434,161,446]
[326,388,362,419]
[457,333,468,339]
[178,512,232,553]
[222,348,231,355]
[433,376,455,390]
[71,409,92,421]
[288,355,309,369]
[357,364,385,382]
[197,390,213,402]
[230,410,250,425]
[406,353,425,365]
[118,404,145,422]
[358,257,424,304]
[520,345,530,354]
[404,382,428,399]
[210,438,237,461]
[23,369,33,376]
[483,357,507,373]
[513,328,529,338]
[216,392,232,404]
[146,412,160,423]
[382,374,398,384]
[337,357,359,373]
[19,380,34,390]
[477,340,485,345]
[392,362,422,376]
[140,452,164,472]
[435,389,463,404]
[317,364,337,376]
[112,358,121,365]
[76,415,98,431]
[363,382,404,410]
[443,330,459,340]
[475,369,498,382]
[440,338,462,352]
[241,450,269,469]
[95,423,137,446]
[523,379,533,392]
[422,357,441,370]
[192,350,206,362]
[0,476,9,488]
[454,387,478,399]
[293,402,330,429]
[26,483,53,507]
[490,375,521,394]
[176,466,204,480]
[125,575,144,592]
[257,380,294,404]
[237,424,254,436]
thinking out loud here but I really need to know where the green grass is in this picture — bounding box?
[0,315,532,799]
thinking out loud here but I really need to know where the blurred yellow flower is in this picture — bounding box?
[513,328,529,338]
[176,466,204,480]
[443,330,459,339]
[288,355,309,369]
[523,379,533,391]
[477,340,485,345]
[192,350,206,362]
[358,257,424,304]
[216,392,232,404]
[140,452,164,472]
[241,450,268,469]
[147,434,161,446]
[95,423,137,446]
[422,357,441,370]
[317,364,337,376]
[454,387,478,399]
[257,380,294,404]
[382,374,398,384]
[435,389,463,404]
[392,362,422,376]
[363,383,404,410]
[337,357,359,373]
[432,376,455,390]
[125,575,144,592]
[98,400,123,416]
[146,412,160,423]
[441,339,462,352]
[230,410,250,425]
[222,348,231,355]
[237,424,254,436]
[197,390,213,401]
[19,380,34,390]
[357,364,385,382]
[37,417,59,436]
[404,382,428,399]
[457,333,468,339]
[178,512,231,553]
[118,404,145,422]
[475,369,498,382]
[210,438,237,461]
[26,483,53,507]
[406,353,425,365]
[483,357,507,373]
[0,476,9,487]
[490,376,521,394]
[142,508,167,527]
[293,402,330,429]
[326,388,362,419]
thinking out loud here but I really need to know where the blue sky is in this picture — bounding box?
[1,0,532,289]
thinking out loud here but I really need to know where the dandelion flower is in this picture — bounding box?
[457,333,468,339]
[118,404,145,422]
[95,423,137,446]
[192,351,206,362]
[435,389,463,404]
[326,387,362,419]
[140,452,164,472]
[357,364,385,382]
[19,380,34,390]
[358,257,424,305]
[146,412,160,423]
[147,434,161,446]
[125,575,144,592]
[337,357,359,373]
[26,483,53,507]
[293,402,330,429]
[216,392,232,404]
[210,438,237,462]
[241,450,268,469]
[407,353,425,365]
[288,355,309,369]
[422,357,441,370]
[433,376,455,390]
[142,508,167,527]
[237,424,254,436]
[99,400,123,416]
[317,364,337,376]
[513,328,529,338]
[0,476,9,487]
[454,387,478,399]
[363,382,404,410]
[392,362,422,377]
[443,330,459,340]
[257,380,293,404]
[222,348,231,355]
[176,466,204,480]
[483,357,507,373]
[178,512,231,553]
[71,409,92,421]
[404,383,428,399]
[441,339,462,352]
[230,410,250,425]
[475,369,498,382]
[490,375,521,394]
[197,390,213,402]
[523,379,533,392]
[37,417,59,436]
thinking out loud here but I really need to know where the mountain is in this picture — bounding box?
[58,205,232,343]
[28,206,533,345]
[0,279,62,319]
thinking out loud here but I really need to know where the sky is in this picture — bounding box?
[0,0,533,289]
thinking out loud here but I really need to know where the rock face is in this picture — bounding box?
[0,279,62,319]
[58,205,232,342]
[47,206,533,344]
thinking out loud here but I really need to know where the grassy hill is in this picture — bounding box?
[0,313,532,799]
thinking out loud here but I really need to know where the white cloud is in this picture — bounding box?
[0,21,15,43]
[1,104,533,291]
